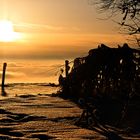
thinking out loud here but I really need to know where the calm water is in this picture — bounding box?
[0,59,67,97]
[3,83,60,97]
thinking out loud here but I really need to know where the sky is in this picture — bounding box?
[0,0,130,60]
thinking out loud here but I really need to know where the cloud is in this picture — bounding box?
[7,63,24,68]
[0,61,62,83]
[0,71,25,79]
[13,22,64,33]
[13,22,81,33]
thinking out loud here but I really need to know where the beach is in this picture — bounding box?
[0,84,139,140]
[0,0,139,139]
[0,87,105,140]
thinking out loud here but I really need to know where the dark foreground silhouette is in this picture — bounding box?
[58,43,140,132]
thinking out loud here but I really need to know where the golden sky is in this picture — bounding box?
[0,0,130,60]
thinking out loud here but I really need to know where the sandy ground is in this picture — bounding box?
[0,94,140,140]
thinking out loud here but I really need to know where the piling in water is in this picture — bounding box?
[65,60,69,78]
[1,63,7,96]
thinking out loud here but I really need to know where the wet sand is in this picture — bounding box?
[0,94,139,140]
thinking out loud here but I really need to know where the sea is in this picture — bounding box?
[0,59,71,97]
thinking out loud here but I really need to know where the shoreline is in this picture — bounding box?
[0,83,59,99]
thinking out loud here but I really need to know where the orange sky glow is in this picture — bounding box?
[0,0,133,60]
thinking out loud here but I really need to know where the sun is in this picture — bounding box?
[0,20,21,42]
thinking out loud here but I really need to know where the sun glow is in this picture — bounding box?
[0,20,21,42]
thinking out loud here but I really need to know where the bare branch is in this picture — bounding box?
[95,0,140,35]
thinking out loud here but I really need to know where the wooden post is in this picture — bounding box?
[65,60,69,78]
[1,63,7,96]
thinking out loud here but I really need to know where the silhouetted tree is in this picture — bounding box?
[93,0,140,46]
